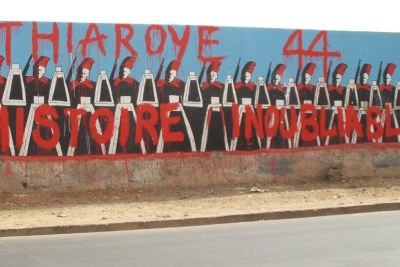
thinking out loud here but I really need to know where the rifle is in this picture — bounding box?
[265,61,272,84]
[233,57,241,83]
[325,60,332,84]
[354,59,361,82]
[109,57,118,83]
[22,54,33,78]
[155,58,165,82]
[377,61,383,85]
[66,54,77,85]
[198,62,206,84]
[295,67,301,84]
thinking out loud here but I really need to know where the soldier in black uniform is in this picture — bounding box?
[266,64,288,149]
[267,64,286,106]
[69,57,95,108]
[24,56,57,156]
[354,63,372,144]
[379,63,396,107]
[297,63,319,147]
[379,63,397,143]
[326,63,347,145]
[68,57,97,155]
[156,60,185,104]
[113,56,139,105]
[25,56,51,105]
[156,60,190,152]
[112,56,142,154]
[297,63,316,104]
[233,61,259,150]
[328,63,347,106]
[356,63,372,104]
[201,61,224,106]
[235,61,256,105]
[200,61,225,151]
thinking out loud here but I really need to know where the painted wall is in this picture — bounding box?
[0,21,399,156]
[1,143,400,192]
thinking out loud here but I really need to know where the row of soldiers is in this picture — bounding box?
[0,54,398,155]
[0,54,397,110]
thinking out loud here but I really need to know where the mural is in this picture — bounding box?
[0,21,400,156]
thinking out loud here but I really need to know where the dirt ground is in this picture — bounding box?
[1,177,400,230]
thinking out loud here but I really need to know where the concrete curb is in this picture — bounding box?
[1,202,400,237]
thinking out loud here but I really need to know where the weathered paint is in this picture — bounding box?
[0,21,399,192]
[0,143,399,192]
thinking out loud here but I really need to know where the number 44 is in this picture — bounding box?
[283,30,341,77]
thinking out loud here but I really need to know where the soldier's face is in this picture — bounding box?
[244,72,251,84]
[210,71,217,83]
[169,70,177,82]
[362,73,369,84]
[36,66,45,78]
[274,74,281,86]
[305,73,311,84]
[122,67,131,79]
[335,74,342,86]
[385,74,392,85]
[80,68,90,82]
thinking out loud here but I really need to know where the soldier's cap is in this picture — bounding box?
[121,56,136,69]
[273,63,286,76]
[80,58,95,70]
[168,60,180,71]
[384,63,396,76]
[361,64,372,75]
[34,56,50,68]
[303,63,316,76]
[207,61,221,74]
[334,63,347,76]
[243,61,256,74]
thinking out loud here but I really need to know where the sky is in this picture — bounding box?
[1,0,399,85]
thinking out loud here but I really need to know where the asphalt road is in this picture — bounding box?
[1,211,399,267]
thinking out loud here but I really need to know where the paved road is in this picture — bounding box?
[1,211,400,266]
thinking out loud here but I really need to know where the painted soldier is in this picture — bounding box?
[356,63,372,104]
[297,63,318,147]
[297,63,316,104]
[0,55,6,102]
[68,58,98,155]
[267,64,290,149]
[69,57,95,107]
[267,64,286,106]
[354,64,373,144]
[328,63,347,106]
[156,60,191,152]
[233,61,259,150]
[201,61,224,106]
[156,60,185,104]
[379,63,396,107]
[113,56,139,105]
[201,61,226,151]
[25,56,59,155]
[235,61,256,105]
[25,56,51,105]
[111,56,141,153]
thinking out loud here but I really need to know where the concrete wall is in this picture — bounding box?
[1,143,400,193]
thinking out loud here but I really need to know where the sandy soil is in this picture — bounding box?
[1,177,400,230]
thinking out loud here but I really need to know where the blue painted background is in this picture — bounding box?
[1,21,400,85]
